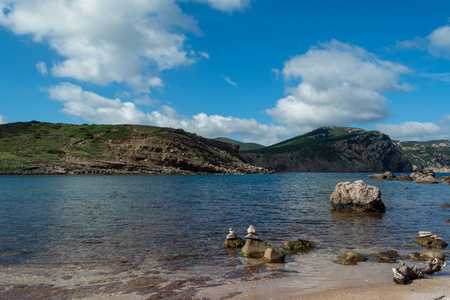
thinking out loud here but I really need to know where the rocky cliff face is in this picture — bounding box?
[393,140,450,173]
[241,127,412,172]
[0,122,269,175]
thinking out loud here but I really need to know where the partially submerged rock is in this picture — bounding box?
[263,248,285,263]
[411,169,441,184]
[336,251,367,265]
[377,250,398,263]
[223,228,245,248]
[396,174,413,182]
[392,258,446,284]
[412,236,448,249]
[330,180,385,213]
[282,238,315,251]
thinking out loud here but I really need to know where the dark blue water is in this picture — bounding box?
[0,173,449,297]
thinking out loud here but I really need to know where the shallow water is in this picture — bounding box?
[0,173,449,298]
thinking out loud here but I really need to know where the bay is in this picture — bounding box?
[0,173,449,298]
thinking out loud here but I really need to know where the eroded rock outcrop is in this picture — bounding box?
[330,180,385,213]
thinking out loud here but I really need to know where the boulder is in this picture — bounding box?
[416,175,440,184]
[384,171,396,179]
[412,236,448,249]
[282,238,315,251]
[330,180,385,213]
[263,248,285,263]
[344,251,367,262]
[240,239,273,258]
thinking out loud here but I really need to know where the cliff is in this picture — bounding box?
[0,121,269,175]
[393,140,450,173]
[240,127,412,172]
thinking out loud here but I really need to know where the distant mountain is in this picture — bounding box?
[393,140,450,173]
[0,121,269,175]
[241,127,412,172]
[213,137,266,152]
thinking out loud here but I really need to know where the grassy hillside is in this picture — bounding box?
[0,121,267,175]
[240,126,410,172]
[213,137,266,152]
[244,127,387,156]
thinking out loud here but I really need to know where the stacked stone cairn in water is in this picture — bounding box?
[240,225,285,263]
[223,228,245,248]
[412,231,448,249]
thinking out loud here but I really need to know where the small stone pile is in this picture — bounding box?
[223,228,245,248]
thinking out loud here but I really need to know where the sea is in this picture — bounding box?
[0,173,449,298]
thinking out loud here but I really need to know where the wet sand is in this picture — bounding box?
[196,261,450,300]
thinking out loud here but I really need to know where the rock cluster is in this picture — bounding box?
[411,169,440,184]
[240,225,286,263]
[412,236,448,249]
[330,180,385,213]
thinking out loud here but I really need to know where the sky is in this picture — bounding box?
[0,0,450,145]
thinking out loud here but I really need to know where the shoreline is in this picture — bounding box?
[195,261,450,299]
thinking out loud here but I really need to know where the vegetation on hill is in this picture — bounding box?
[213,137,266,152]
[241,127,411,172]
[393,140,450,172]
[0,121,268,175]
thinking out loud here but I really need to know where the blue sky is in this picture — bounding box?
[0,0,449,145]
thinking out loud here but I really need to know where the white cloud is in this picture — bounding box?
[0,0,200,93]
[48,83,287,145]
[376,118,450,141]
[267,40,411,131]
[134,95,159,106]
[0,114,7,124]
[220,75,238,87]
[396,22,450,59]
[36,61,48,76]
[196,0,251,12]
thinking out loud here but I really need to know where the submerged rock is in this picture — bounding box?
[397,174,413,182]
[377,250,398,263]
[282,238,315,251]
[330,180,385,213]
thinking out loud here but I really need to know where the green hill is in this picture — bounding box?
[213,137,265,152]
[241,127,412,172]
[0,121,268,175]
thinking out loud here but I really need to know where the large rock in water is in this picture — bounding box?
[240,239,285,263]
[330,180,385,213]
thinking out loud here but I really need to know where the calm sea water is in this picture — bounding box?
[0,173,449,298]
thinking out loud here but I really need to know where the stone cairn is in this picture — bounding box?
[240,225,285,263]
[223,228,245,248]
[245,225,260,240]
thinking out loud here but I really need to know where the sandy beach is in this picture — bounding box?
[196,261,450,300]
